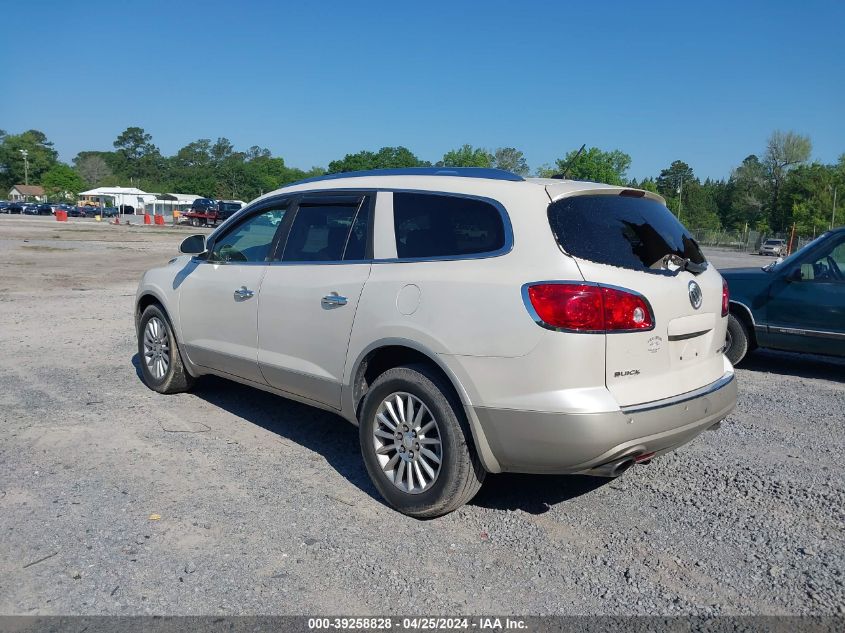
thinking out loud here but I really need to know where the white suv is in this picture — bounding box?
[136,167,737,517]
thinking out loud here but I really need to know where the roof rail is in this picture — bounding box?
[287,167,525,187]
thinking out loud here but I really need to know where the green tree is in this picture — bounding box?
[112,126,162,186]
[728,155,768,230]
[74,154,114,187]
[42,164,86,200]
[636,177,659,193]
[327,146,426,173]
[0,129,59,190]
[764,130,812,230]
[491,147,529,175]
[439,144,493,168]
[656,160,695,199]
[779,162,839,234]
[169,139,216,196]
[541,147,631,185]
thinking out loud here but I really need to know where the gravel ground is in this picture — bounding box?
[0,217,842,616]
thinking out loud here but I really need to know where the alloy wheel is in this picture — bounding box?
[372,392,442,494]
[143,316,170,380]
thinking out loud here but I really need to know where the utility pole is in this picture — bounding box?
[19,149,29,186]
[676,175,684,221]
[830,185,838,230]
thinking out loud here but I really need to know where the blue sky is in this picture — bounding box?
[1,0,843,180]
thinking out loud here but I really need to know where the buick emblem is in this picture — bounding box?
[688,281,703,310]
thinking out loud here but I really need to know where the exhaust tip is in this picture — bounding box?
[611,458,636,477]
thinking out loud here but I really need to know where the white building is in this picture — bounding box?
[144,193,200,215]
[78,187,157,214]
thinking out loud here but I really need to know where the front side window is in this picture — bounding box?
[282,198,367,262]
[799,236,845,282]
[208,207,287,263]
[393,192,506,259]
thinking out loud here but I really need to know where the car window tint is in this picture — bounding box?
[283,202,361,262]
[393,193,505,259]
[208,208,286,263]
[344,205,370,260]
[548,195,706,274]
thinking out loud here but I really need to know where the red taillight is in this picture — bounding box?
[721,278,729,317]
[525,283,653,332]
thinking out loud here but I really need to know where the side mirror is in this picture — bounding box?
[179,234,206,255]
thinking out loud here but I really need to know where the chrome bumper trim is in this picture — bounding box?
[620,371,736,414]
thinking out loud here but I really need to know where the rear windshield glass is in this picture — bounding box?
[547,194,705,274]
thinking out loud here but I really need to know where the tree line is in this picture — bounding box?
[0,126,841,234]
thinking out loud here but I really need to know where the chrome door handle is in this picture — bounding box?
[233,286,255,300]
[321,292,348,307]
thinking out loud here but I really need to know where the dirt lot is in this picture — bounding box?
[0,216,842,616]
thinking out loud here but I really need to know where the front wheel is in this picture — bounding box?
[359,365,485,518]
[137,304,195,394]
[725,313,751,365]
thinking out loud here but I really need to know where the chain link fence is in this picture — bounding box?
[688,228,818,254]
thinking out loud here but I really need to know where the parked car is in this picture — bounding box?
[135,167,737,517]
[34,203,53,216]
[0,201,10,213]
[22,203,40,215]
[723,227,845,365]
[759,238,787,256]
[7,202,24,214]
[101,207,119,218]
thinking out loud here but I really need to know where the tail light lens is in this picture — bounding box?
[525,283,653,332]
[721,278,729,317]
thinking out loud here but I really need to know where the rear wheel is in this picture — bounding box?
[359,364,485,518]
[725,313,750,365]
[137,304,195,394]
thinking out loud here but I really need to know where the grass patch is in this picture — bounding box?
[20,245,69,253]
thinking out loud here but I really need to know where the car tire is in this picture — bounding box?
[137,304,195,394]
[725,313,750,365]
[359,364,485,518]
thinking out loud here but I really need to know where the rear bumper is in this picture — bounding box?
[473,372,737,474]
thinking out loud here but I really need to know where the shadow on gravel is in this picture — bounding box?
[177,373,382,503]
[131,353,144,381]
[471,473,610,514]
[739,349,845,383]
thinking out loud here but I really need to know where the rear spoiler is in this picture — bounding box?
[545,182,666,205]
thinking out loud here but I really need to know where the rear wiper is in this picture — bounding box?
[661,253,708,274]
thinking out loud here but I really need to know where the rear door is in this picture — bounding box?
[546,190,728,407]
[257,193,373,409]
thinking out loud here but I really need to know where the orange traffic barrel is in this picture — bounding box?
[144,214,152,225]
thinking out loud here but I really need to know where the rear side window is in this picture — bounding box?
[282,197,368,262]
[393,192,506,259]
[548,195,705,273]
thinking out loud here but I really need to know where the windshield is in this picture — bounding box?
[548,194,706,275]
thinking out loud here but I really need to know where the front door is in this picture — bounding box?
[765,233,845,356]
[258,193,372,408]
[179,203,289,383]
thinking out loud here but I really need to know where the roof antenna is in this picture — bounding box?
[552,144,586,180]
